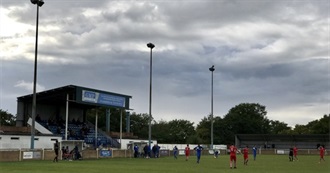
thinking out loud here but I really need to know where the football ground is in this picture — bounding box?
[0,155,328,173]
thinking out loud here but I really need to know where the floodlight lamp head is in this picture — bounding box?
[31,0,44,6]
[209,65,215,72]
[38,0,44,6]
[31,0,37,4]
[147,43,155,49]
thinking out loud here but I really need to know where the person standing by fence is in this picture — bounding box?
[53,140,59,162]
[134,144,139,158]
[143,144,149,158]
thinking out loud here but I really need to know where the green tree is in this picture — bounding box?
[130,113,149,139]
[196,115,227,144]
[152,120,170,143]
[307,114,329,134]
[0,109,16,126]
[195,115,212,144]
[168,119,195,144]
[213,116,230,144]
[292,124,310,134]
[185,133,201,144]
[153,119,195,144]
[292,114,329,134]
[269,120,291,134]
[304,114,329,134]
[222,103,271,143]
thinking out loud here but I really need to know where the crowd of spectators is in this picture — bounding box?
[35,114,90,140]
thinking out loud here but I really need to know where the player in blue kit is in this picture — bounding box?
[253,145,257,161]
[194,144,203,163]
[173,146,178,159]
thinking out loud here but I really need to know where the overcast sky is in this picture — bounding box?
[0,0,329,127]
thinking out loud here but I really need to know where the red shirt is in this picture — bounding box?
[320,147,325,156]
[243,147,248,156]
[185,147,190,155]
[293,147,298,154]
[229,145,237,156]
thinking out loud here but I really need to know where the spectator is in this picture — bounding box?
[134,144,139,158]
[69,129,76,138]
[73,144,81,160]
[53,140,59,162]
[48,117,55,126]
[61,146,65,159]
[71,118,76,124]
[76,118,81,125]
[36,114,41,122]
[62,146,70,160]
[143,144,149,158]
[148,144,151,158]
[156,144,160,158]
[152,144,157,158]
[65,146,69,153]
[56,126,61,134]
[81,124,89,136]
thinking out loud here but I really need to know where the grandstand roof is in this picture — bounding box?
[17,85,132,110]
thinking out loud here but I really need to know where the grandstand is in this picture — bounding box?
[10,85,132,149]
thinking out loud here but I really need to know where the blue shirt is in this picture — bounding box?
[173,147,178,153]
[194,146,203,156]
[134,145,139,152]
[253,147,257,155]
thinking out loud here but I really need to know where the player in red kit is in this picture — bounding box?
[185,144,190,161]
[229,144,238,169]
[243,146,249,165]
[319,145,325,163]
[293,146,298,161]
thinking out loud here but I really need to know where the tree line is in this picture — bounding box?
[86,103,329,144]
[1,103,329,144]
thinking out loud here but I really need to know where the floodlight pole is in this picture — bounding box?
[147,43,155,148]
[209,65,215,150]
[30,0,44,150]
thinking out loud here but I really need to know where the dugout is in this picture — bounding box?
[235,134,329,149]
[15,85,132,148]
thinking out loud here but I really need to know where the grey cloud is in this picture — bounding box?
[1,0,328,126]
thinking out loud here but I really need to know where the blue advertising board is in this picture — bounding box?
[100,150,112,157]
[82,90,125,108]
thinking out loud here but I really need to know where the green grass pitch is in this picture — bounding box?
[0,155,328,173]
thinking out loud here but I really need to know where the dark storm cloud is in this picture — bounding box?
[1,0,328,126]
